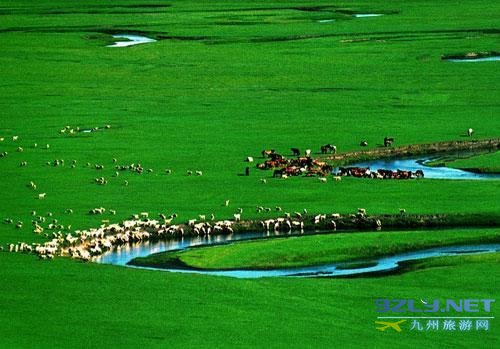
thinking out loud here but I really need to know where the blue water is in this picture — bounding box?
[94,232,500,279]
[107,34,156,47]
[349,157,500,180]
[447,56,500,62]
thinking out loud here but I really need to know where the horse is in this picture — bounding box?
[320,144,337,154]
[384,137,394,147]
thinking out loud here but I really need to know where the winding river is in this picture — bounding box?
[94,155,499,277]
[349,156,500,180]
[95,232,500,278]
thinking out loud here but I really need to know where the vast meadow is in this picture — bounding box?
[0,0,498,347]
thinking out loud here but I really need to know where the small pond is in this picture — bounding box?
[107,34,157,47]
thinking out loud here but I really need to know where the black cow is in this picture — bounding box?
[384,137,395,147]
[273,169,284,178]
[320,144,337,154]
[291,148,300,156]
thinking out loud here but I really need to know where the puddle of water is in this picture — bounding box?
[447,56,500,62]
[107,34,157,47]
[348,157,500,180]
[354,14,383,18]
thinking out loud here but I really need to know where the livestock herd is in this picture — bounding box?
[336,167,425,179]
[4,206,388,261]
[257,141,425,180]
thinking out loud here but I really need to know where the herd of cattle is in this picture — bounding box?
[257,141,425,180]
[336,167,424,179]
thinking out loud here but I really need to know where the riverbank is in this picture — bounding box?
[327,138,500,165]
[127,228,500,271]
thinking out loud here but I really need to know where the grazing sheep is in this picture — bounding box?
[140,212,149,219]
[467,128,474,137]
[17,147,23,152]
[0,137,3,142]
[399,208,406,214]
[210,213,215,220]
[260,178,267,184]
[165,169,172,174]
[124,180,129,186]
[236,208,243,214]
[358,208,366,215]
[275,206,282,211]
[65,209,73,214]
[331,213,341,219]
[246,157,254,163]
[198,215,206,221]
[330,220,337,230]
[305,149,311,157]
[224,200,230,207]
[147,168,153,173]
[46,144,50,149]
[12,136,18,141]
[195,170,203,176]
[333,176,342,181]
[38,193,46,199]
[186,170,193,176]
[233,213,241,221]
[360,140,368,147]
[318,177,327,183]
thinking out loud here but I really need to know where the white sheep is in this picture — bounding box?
[38,193,46,199]
[305,149,311,157]
[233,213,241,221]
[467,128,474,137]
[318,177,327,183]
[195,170,203,176]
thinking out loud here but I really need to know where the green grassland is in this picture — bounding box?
[446,152,500,173]
[0,250,498,348]
[0,0,499,243]
[131,228,500,269]
[0,0,499,347]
